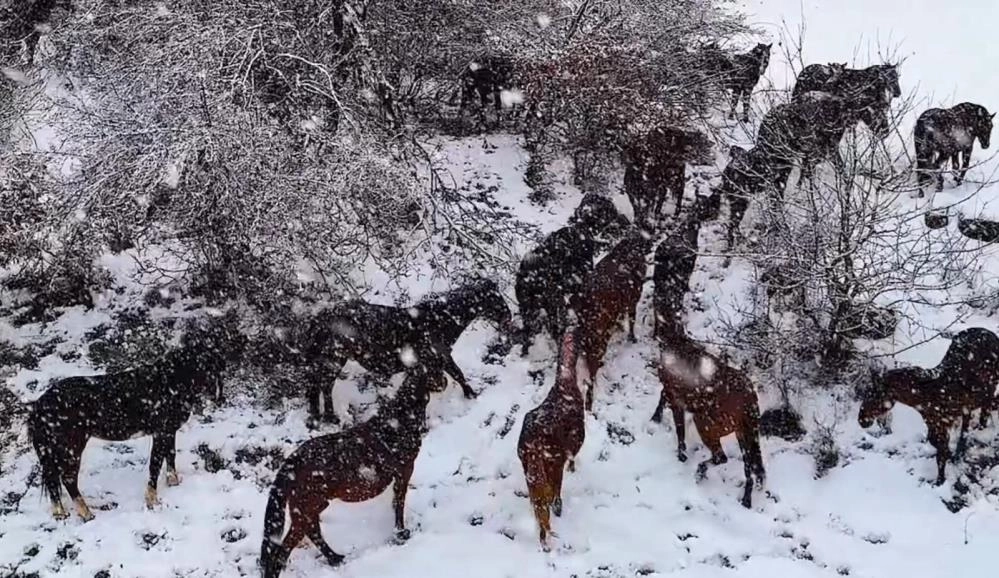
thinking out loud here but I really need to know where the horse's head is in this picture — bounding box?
[879,64,901,99]
[573,193,630,240]
[753,43,772,73]
[976,107,994,149]
[858,367,894,428]
[471,279,513,331]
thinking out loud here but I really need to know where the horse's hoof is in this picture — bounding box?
[145,488,161,509]
[740,497,752,509]
[934,476,946,487]
[677,452,688,463]
[394,529,411,543]
[166,472,181,487]
[650,413,662,423]
[52,503,69,520]
[463,388,479,400]
[567,459,576,473]
[552,497,563,517]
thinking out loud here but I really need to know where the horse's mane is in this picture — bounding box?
[416,278,495,306]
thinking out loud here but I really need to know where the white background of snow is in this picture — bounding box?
[4,2,999,577]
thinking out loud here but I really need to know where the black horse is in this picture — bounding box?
[458,54,515,113]
[714,145,773,250]
[703,43,772,122]
[792,63,901,104]
[28,320,245,521]
[295,279,512,423]
[914,102,994,195]
[516,194,628,356]
[756,91,890,193]
[260,363,447,577]
[652,195,715,341]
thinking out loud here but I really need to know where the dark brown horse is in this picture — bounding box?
[28,320,244,521]
[792,63,900,103]
[702,42,772,122]
[458,54,515,113]
[623,126,713,227]
[858,327,999,485]
[914,102,994,195]
[577,230,653,411]
[518,329,586,551]
[652,334,765,508]
[292,279,511,423]
[713,145,772,250]
[516,194,629,356]
[259,364,447,577]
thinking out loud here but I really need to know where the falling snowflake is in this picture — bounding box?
[536,13,551,28]
[500,89,524,108]
[400,346,418,367]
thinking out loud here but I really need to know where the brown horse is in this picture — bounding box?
[259,364,447,577]
[652,334,765,508]
[858,327,999,485]
[577,229,653,411]
[623,126,713,227]
[517,329,586,551]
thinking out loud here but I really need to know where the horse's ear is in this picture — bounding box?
[991,112,996,120]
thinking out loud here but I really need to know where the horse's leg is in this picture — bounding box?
[527,468,554,551]
[954,412,970,461]
[934,155,946,192]
[695,428,728,481]
[550,459,566,517]
[269,515,310,578]
[164,432,181,487]
[441,355,477,399]
[735,427,761,508]
[306,372,323,427]
[958,147,972,185]
[625,301,637,343]
[671,402,687,463]
[671,166,685,218]
[926,419,951,486]
[741,88,751,122]
[393,460,416,540]
[728,87,739,120]
[727,193,749,251]
[146,434,170,508]
[61,438,93,521]
[306,524,344,567]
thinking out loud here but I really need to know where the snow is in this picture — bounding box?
[4,3,999,578]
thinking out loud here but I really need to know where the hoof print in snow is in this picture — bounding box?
[195,443,227,473]
[23,543,41,558]
[138,532,166,550]
[499,528,516,541]
[222,527,247,543]
[468,513,484,526]
[56,542,79,561]
[605,422,635,445]
[528,369,545,386]
[862,532,889,545]
[497,405,519,439]
[96,501,118,512]
[634,565,656,576]
[676,532,697,542]
[837,566,851,576]
[94,571,111,578]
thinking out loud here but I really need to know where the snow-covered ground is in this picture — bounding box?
[4,2,999,577]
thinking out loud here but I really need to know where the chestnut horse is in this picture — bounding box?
[652,334,765,508]
[577,229,653,411]
[518,329,586,550]
[259,364,447,577]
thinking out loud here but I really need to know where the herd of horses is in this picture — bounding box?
[19,40,999,577]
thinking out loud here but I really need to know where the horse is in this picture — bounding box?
[702,43,772,122]
[792,63,900,103]
[259,364,447,577]
[28,320,245,521]
[577,229,653,411]
[755,91,890,194]
[518,329,586,551]
[293,279,512,423]
[652,334,765,508]
[914,102,994,195]
[858,327,999,485]
[622,126,713,227]
[652,195,715,341]
[1,0,64,66]
[458,54,515,113]
[516,194,629,356]
[714,145,773,251]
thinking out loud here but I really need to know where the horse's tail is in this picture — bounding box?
[27,406,62,506]
[259,467,292,576]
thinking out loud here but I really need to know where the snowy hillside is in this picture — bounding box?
[3,1,999,578]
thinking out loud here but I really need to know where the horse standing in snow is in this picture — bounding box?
[623,126,713,227]
[458,54,515,113]
[652,195,715,341]
[712,145,772,251]
[792,63,900,103]
[858,327,999,485]
[291,279,511,424]
[576,229,653,411]
[755,90,890,194]
[914,102,994,195]
[518,329,586,551]
[259,363,447,578]
[516,193,629,356]
[652,334,765,508]
[28,320,244,521]
[702,42,772,122]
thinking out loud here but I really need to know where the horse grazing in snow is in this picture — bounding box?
[914,102,994,195]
